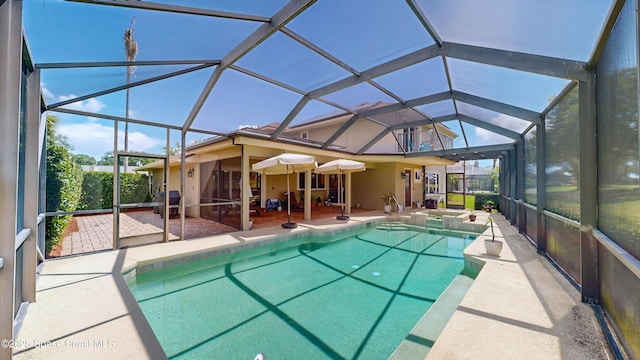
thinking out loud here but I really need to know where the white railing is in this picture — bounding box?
[390,195,402,213]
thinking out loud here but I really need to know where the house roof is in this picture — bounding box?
[25,1,618,162]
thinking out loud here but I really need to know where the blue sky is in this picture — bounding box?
[23,0,612,160]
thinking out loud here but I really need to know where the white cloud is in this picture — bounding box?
[473,113,526,144]
[475,127,510,144]
[58,96,106,113]
[58,122,164,159]
[41,85,54,101]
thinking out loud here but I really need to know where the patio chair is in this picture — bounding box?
[237,181,261,216]
[288,191,303,212]
[266,198,281,211]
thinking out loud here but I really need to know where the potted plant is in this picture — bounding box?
[248,218,254,229]
[484,216,503,256]
[382,192,393,213]
[468,209,477,222]
[482,199,495,212]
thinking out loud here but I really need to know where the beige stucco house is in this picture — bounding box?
[141,103,457,230]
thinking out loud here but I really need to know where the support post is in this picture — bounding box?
[112,99,119,249]
[163,129,170,242]
[516,138,526,230]
[536,118,547,253]
[304,169,311,221]
[509,147,517,223]
[241,146,251,230]
[0,1,22,356]
[578,72,599,303]
[180,131,186,239]
[346,172,352,215]
[23,69,41,303]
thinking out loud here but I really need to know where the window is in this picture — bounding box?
[396,127,418,152]
[442,136,453,150]
[426,172,440,193]
[298,172,326,190]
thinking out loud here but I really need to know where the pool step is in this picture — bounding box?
[389,274,474,359]
[426,218,444,229]
[376,223,412,231]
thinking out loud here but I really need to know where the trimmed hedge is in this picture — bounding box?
[78,172,105,210]
[46,144,83,254]
[78,171,151,210]
[120,172,152,205]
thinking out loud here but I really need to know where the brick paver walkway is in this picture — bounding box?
[60,211,236,256]
[59,206,371,257]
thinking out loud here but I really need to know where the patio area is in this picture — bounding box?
[57,206,373,257]
[15,213,613,359]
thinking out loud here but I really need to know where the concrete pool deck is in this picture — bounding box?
[14,211,613,359]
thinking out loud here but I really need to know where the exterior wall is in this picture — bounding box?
[366,133,399,153]
[182,163,199,218]
[287,119,399,153]
[295,122,341,143]
[351,162,397,210]
[336,119,389,152]
[150,163,199,218]
[262,173,294,203]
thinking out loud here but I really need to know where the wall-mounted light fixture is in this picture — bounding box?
[400,172,407,179]
[187,168,194,178]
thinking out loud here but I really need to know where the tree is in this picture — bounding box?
[97,151,116,166]
[45,115,83,254]
[46,115,72,150]
[488,166,500,192]
[162,141,181,155]
[97,150,156,166]
[72,153,97,165]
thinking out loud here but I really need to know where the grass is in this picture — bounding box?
[533,184,640,258]
[446,194,476,209]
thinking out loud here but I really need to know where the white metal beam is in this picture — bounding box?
[457,114,522,140]
[309,44,441,99]
[47,63,216,110]
[35,59,220,69]
[230,65,307,95]
[280,27,360,75]
[183,0,316,131]
[357,128,392,154]
[409,143,514,158]
[541,81,578,117]
[406,0,443,47]
[453,91,541,124]
[320,91,452,149]
[270,97,310,139]
[442,42,588,81]
[66,0,270,22]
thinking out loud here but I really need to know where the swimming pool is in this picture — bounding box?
[128,224,477,359]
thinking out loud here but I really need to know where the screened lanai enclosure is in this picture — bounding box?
[2,0,640,358]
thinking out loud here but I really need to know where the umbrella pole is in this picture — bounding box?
[287,169,291,223]
[337,170,349,220]
[282,165,296,228]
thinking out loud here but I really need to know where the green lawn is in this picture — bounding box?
[447,194,476,209]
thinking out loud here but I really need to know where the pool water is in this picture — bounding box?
[128,224,477,359]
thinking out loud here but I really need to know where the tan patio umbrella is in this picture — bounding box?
[252,153,317,228]
[315,159,366,220]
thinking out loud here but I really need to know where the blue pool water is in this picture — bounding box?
[128,224,477,359]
